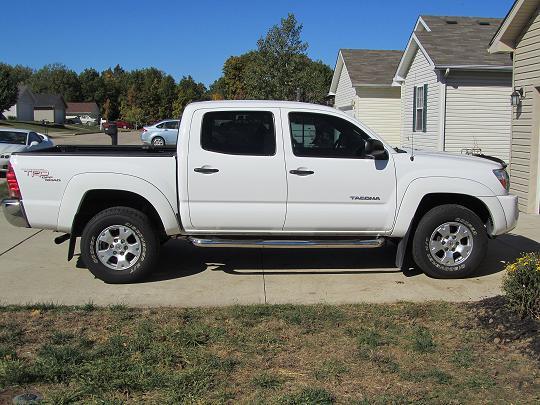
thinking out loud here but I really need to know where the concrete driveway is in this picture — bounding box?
[1,132,539,307]
[0,213,539,307]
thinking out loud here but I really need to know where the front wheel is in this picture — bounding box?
[81,207,159,283]
[412,204,487,278]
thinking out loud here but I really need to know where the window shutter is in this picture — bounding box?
[423,84,428,132]
[412,86,417,132]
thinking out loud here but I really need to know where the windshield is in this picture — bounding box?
[0,131,27,145]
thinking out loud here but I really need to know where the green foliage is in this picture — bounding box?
[28,63,81,101]
[502,252,540,319]
[0,64,19,112]
[212,14,332,104]
[173,75,208,117]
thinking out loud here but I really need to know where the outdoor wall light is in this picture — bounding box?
[510,87,524,107]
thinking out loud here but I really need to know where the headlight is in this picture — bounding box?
[493,168,510,192]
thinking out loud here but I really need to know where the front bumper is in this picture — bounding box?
[1,199,30,228]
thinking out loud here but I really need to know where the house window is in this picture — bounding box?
[413,84,427,132]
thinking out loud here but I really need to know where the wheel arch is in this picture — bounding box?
[57,173,181,236]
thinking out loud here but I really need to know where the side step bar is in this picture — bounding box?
[188,237,385,249]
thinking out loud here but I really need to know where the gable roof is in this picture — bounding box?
[394,15,512,82]
[66,101,99,114]
[489,0,540,53]
[34,93,67,109]
[329,49,403,95]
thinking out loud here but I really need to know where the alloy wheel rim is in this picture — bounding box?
[153,138,164,146]
[95,225,141,270]
[428,221,473,267]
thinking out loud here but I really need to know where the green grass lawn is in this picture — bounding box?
[0,300,538,403]
[0,181,7,200]
[0,120,99,136]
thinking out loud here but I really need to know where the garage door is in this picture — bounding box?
[34,108,55,123]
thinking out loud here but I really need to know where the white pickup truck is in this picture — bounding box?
[2,100,518,283]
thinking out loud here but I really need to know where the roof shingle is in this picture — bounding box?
[340,49,403,86]
[417,15,511,67]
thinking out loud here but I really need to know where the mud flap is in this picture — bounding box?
[395,227,412,270]
[67,235,77,261]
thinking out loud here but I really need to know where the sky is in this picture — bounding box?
[1,0,514,86]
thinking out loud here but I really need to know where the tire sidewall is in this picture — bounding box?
[413,205,487,278]
[81,209,157,283]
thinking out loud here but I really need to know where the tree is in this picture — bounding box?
[0,64,18,113]
[211,13,332,104]
[8,65,33,84]
[28,63,81,101]
[79,68,106,104]
[172,76,208,117]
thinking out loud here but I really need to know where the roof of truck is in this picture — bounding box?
[188,100,336,111]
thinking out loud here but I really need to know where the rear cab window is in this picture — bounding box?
[201,111,275,156]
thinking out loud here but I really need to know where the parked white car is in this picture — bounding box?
[66,115,97,126]
[2,101,518,283]
[0,129,54,174]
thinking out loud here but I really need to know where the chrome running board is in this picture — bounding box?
[188,237,385,249]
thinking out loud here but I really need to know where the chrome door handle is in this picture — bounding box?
[194,167,219,174]
[290,168,314,176]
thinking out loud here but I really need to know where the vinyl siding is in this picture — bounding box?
[334,63,356,115]
[512,9,540,213]
[445,71,512,162]
[355,87,402,146]
[401,48,440,150]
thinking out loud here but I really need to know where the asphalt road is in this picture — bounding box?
[1,131,539,306]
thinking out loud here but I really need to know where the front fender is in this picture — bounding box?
[57,172,181,235]
[391,177,503,237]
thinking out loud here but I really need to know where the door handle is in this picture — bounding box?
[194,166,219,174]
[290,168,314,176]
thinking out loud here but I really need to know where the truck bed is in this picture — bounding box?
[16,145,177,157]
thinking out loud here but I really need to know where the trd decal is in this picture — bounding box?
[22,169,61,182]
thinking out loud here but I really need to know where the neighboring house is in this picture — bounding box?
[66,102,100,117]
[329,49,403,146]
[2,86,66,124]
[489,0,540,214]
[33,93,67,124]
[2,85,36,121]
[393,16,513,162]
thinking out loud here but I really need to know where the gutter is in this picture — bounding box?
[434,65,513,71]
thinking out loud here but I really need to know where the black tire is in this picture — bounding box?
[412,204,487,279]
[81,207,159,283]
[151,136,165,146]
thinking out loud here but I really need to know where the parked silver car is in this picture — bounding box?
[140,119,180,146]
[0,129,54,174]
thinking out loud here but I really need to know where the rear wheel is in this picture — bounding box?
[81,207,159,283]
[152,136,165,146]
[412,204,487,278]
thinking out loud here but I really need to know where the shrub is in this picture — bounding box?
[502,252,540,320]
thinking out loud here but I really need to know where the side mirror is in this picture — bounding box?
[365,139,388,160]
[29,141,39,147]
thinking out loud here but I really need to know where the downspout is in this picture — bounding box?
[438,68,450,151]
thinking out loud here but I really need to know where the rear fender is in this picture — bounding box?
[57,173,180,235]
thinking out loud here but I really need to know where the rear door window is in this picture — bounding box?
[201,111,275,156]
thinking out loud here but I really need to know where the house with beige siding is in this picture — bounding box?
[329,49,403,146]
[489,0,540,214]
[393,16,513,162]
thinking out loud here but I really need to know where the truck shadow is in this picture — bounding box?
[149,232,540,282]
[75,233,539,283]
